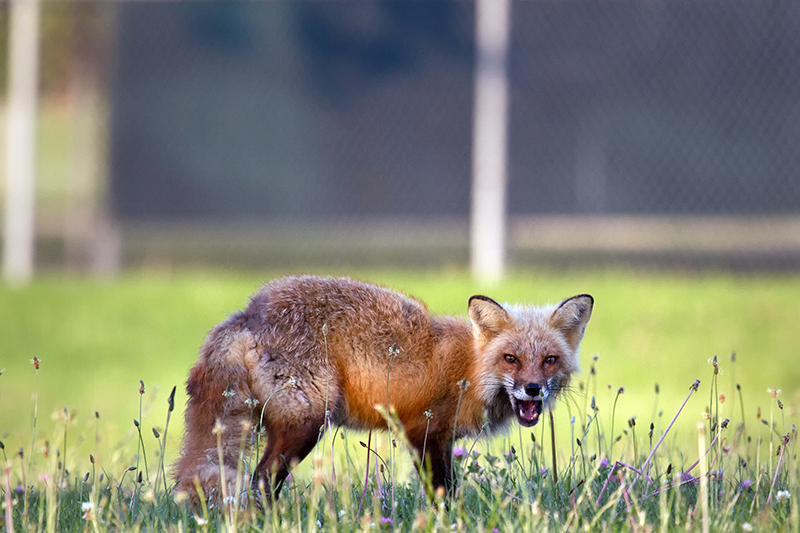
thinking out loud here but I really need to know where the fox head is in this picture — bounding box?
[469,293,593,428]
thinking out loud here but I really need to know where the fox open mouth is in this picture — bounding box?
[515,398,543,427]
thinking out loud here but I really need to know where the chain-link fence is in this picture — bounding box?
[3,0,800,271]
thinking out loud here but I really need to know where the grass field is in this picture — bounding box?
[1,267,798,531]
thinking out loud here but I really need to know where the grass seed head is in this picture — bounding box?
[168,386,176,412]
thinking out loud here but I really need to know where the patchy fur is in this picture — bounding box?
[173,275,592,503]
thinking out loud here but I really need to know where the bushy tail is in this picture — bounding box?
[173,318,261,504]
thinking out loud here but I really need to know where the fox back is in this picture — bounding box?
[173,275,593,502]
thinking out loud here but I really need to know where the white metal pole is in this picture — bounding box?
[4,0,41,285]
[471,0,511,284]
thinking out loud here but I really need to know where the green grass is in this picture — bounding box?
[1,267,799,531]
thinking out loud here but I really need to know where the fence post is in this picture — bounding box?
[471,0,511,284]
[4,0,41,285]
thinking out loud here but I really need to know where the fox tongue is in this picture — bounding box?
[519,400,539,423]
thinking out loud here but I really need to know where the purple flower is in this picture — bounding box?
[379,517,393,526]
[453,446,468,458]
[739,479,754,490]
[539,467,547,477]
[598,457,609,469]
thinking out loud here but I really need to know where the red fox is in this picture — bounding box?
[174,275,592,501]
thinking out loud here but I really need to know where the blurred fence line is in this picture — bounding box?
[2,0,800,274]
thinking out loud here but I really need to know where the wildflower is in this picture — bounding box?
[768,388,781,399]
[0,368,4,376]
[617,386,625,395]
[81,501,95,520]
[719,393,726,404]
[776,490,791,503]
[741,523,753,532]
[460,379,470,391]
[193,515,208,526]
[505,446,516,461]
[539,467,547,477]
[598,457,609,469]
[245,394,259,409]
[379,517,393,527]
[424,409,433,419]
[710,355,719,374]
[453,446,468,459]
[30,357,40,370]
[222,383,235,398]
[139,380,145,395]
[738,479,753,490]
[681,472,696,484]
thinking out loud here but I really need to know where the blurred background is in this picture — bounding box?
[3,0,800,280]
[2,0,800,475]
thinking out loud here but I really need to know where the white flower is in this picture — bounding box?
[776,490,791,502]
[194,515,208,526]
[741,523,753,532]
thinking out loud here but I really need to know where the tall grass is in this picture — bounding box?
[1,349,797,532]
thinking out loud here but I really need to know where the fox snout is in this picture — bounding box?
[514,382,544,427]
[524,383,541,399]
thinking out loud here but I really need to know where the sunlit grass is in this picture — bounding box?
[1,346,797,532]
[1,267,799,530]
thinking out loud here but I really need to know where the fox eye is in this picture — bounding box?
[503,354,518,364]
[544,355,558,365]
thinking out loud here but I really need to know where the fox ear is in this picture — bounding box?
[468,295,510,340]
[551,294,593,351]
